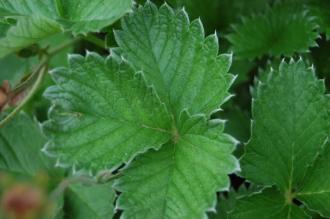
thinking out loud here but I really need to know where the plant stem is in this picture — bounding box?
[0,38,78,128]
[48,38,78,56]
[49,175,96,200]
[83,34,105,49]
[0,64,48,128]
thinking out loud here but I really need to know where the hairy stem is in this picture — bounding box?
[0,64,48,128]
[82,34,105,49]
[0,38,78,128]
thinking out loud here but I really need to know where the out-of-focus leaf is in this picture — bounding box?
[0,0,133,57]
[65,182,115,219]
[229,188,309,218]
[227,2,319,59]
[0,113,48,176]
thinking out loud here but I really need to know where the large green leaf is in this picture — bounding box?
[242,60,329,191]
[227,2,319,59]
[43,52,172,170]
[115,113,239,219]
[0,0,132,57]
[65,182,116,219]
[43,2,238,217]
[115,2,234,119]
[297,143,330,217]
[229,188,309,219]
[0,113,48,175]
[111,3,238,218]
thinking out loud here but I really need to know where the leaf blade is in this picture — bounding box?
[242,60,329,191]
[56,0,133,34]
[0,113,48,176]
[227,2,319,59]
[297,143,330,217]
[115,2,234,118]
[66,182,116,219]
[43,52,172,171]
[115,114,239,219]
[229,188,309,219]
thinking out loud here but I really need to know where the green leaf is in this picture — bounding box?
[0,0,58,17]
[0,18,10,37]
[110,3,239,218]
[297,143,330,217]
[168,0,271,33]
[43,52,172,170]
[229,188,309,219]
[209,184,262,219]
[115,113,239,219]
[43,3,238,217]
[0,113,48,176]
[115,3,234,118]
[242,60,329,191]
[0,0,132,57]
[40,33,73,67]
[0,55,37,85]
[65,182,115,219]
[0,0,61,58]
[227,2,319,59]
[217,103,251,144]
[307,0,330,39]
[0,15,62,58]
[55,0,133,34]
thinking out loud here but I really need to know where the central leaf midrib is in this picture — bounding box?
[159,142,200,219]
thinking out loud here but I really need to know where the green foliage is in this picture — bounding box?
[307,0,330,39]
[115,3,234,118]
[297,143,330,217]
[44,3,239,217]
[115,113,238,218]
[0,0,132,57]
[43,53,172,170]
[231,60,330,218]
[0,113,49,175]
[230,188,309,218]
[65,182,116,218]
[0,0,330,218]
[227,2,319,59]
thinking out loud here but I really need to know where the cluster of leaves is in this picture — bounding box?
[0,0,329,219]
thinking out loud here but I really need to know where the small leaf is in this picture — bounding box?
[229,188,309,219]
[242,60,329,191]
[0,15,61,58]
[65,182,115,219]
[227,2,319,59]
[307,0,330,39]
[0,113,48,176]
[209,184,262,219]
[0,0,133,57]
[43,52,172,171]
